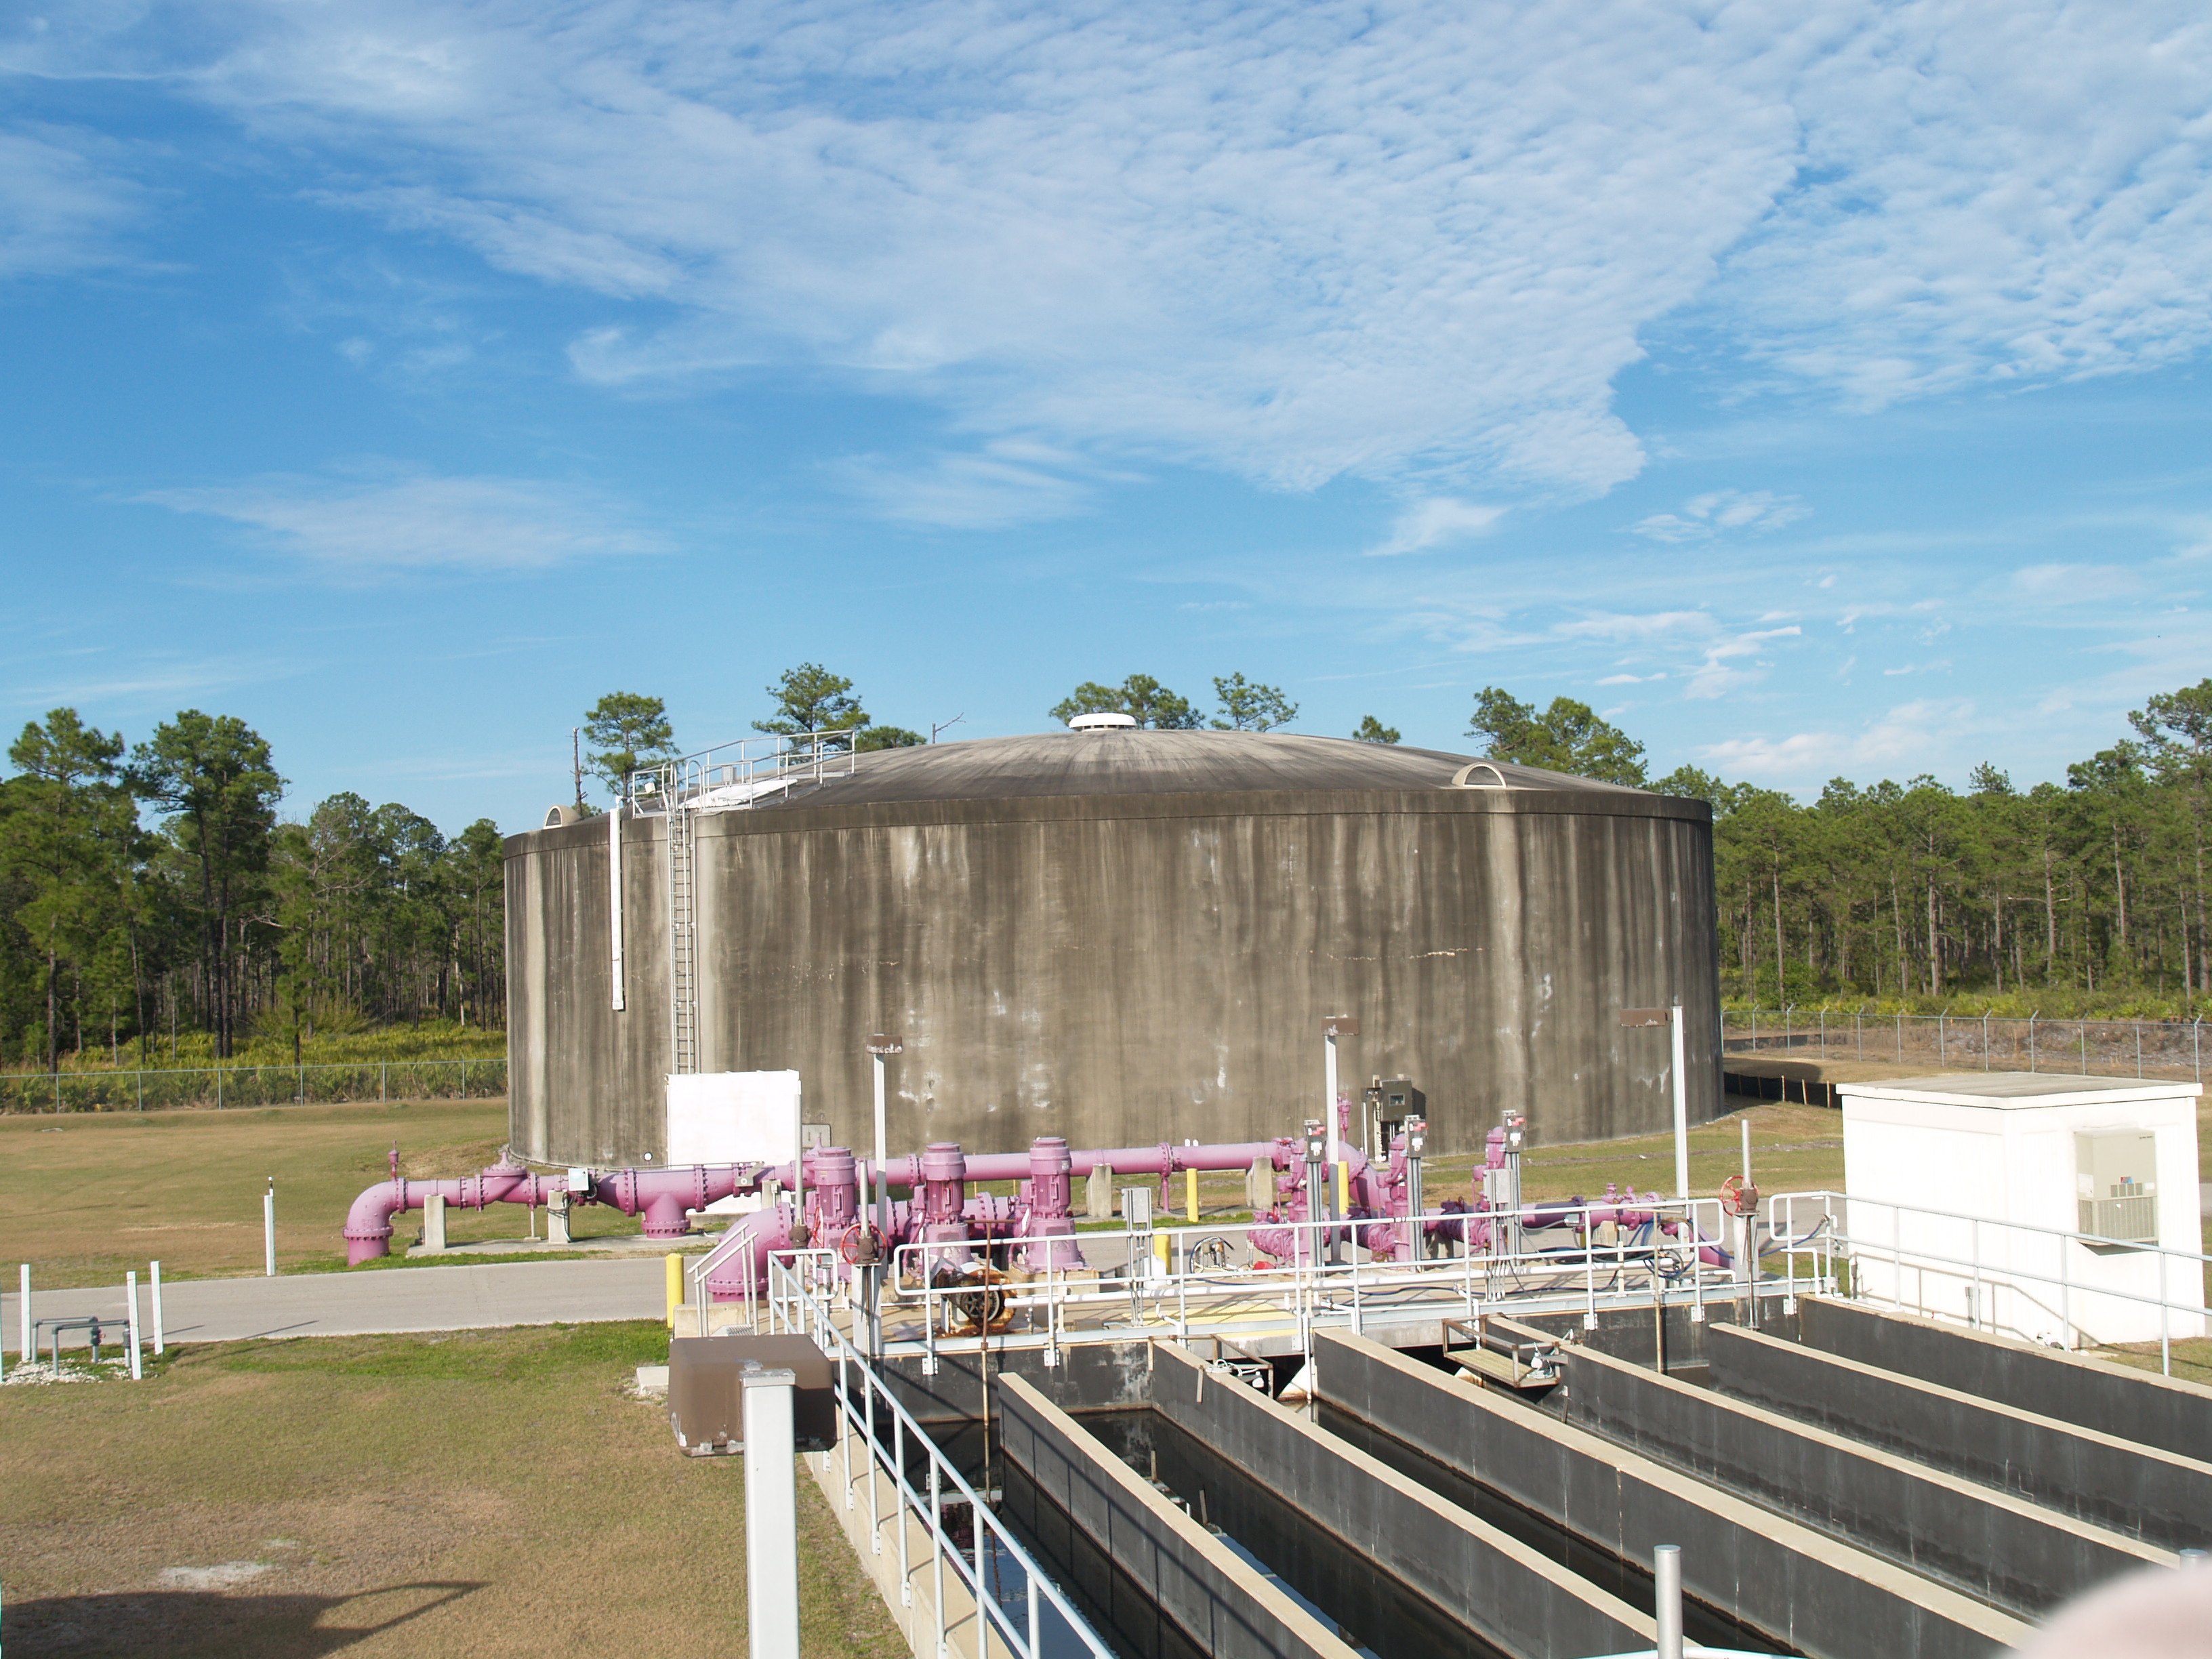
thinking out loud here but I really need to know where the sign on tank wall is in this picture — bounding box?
[666,1071,802,1167]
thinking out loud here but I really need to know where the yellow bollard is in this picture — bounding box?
[1336,1162,1350,1218]
[665,1253,681,1330]
[1155,1232,1172,1272]
[1185,1167,1200,1224]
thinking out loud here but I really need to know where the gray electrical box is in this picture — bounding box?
[2076,1131,2158,1243]
[668,1334,836,1456]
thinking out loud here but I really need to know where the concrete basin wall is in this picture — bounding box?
[998,1373,1358,1659]
[1799,1297,2212,1463]
[1551,1324,2167,1614]
[1711,1323,2212,1553]
[1145,1341,1652,1659]
[1311,1330,2026,1659]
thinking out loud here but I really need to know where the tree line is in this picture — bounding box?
[1468,682,2212,1011]
[0,708,504,1069]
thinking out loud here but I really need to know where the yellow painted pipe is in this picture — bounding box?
[1185,1166,1200,1223]
[665,1253,681,1329]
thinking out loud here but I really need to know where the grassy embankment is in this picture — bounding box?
[0,1320,903,1659]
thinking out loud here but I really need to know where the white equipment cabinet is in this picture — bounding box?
[666,1071,802,1212]
[1837,1072,2204,1349]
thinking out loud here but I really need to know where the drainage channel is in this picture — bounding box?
[1313,1399,1791,1654]
[924,1412,1509,1659]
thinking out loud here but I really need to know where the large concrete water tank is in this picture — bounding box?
[505,729,1718,1165]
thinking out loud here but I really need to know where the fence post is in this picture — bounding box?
[54,1070,60,1113]
[381,1061,388,1103]
[1896,1012,1902,1062]
[2030,1016,2037,1073]
[2137,1021,2143,1080]
[2196,1019,2202,1085]
[1983,1013,1990,1071]
[462,1059,468,1099]
[136,1069,144,1111]
[1939,1012,1946,1066]
[217,1066,224,1110]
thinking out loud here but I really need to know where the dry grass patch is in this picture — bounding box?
[0,1101,648,1290]
[0,1321,903,1659]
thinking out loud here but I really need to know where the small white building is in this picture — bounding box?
[1837,1072,2204,1349]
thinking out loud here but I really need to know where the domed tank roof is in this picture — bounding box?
[754,729,1645,808]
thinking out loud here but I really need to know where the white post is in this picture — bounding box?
[743,1364,802,1659]
[1671,1002,1689,1200]
[1654,1544,1683,1659]
[126,1271,142,1380]
[264,1180,276,1277]
[18,1263,28,1364]
[609,800,626,1011]
[1324,1031,1339,1138]
[150,1261,165,1355]
[873,1053,890,1240]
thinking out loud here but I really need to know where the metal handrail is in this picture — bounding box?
[766,1256,1116,1659]
[874,1196,1767,1371]
[626,733,859,815]
[1767,1188,2211,1376]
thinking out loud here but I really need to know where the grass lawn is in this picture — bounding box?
[0,1099,651,1292]
[0,1321,901,1659]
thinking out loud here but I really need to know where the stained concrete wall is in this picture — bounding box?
[998,1373,1358,1659]
[508,783,1718,1166]
[1145,1342,1654,1659]
[1546,1324,2167,1614]
[1799,1296,2212,1465]
[1311,1330,2026,1659]
[1711,1323,2212,1553]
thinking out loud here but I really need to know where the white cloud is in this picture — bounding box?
[1700,698,1978,782]
[1366,497,1506,557]
[834,441,1108,529]
[138,471,666,573]
[16,2,2212,504]
[1632,490,1809,542]
[0,125,144,279]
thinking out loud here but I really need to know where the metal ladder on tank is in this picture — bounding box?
[665,760,701,1076]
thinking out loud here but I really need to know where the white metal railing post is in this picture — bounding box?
[150,1259,164,1355]
[2161,1251,2171,1378]
[896,1391,912,1605]
[930,1456,946,1659]
[125,1270,142,1380]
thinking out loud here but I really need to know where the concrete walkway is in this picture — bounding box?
[3,1256,666,1353]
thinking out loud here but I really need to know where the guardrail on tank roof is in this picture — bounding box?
[626,733,858,815]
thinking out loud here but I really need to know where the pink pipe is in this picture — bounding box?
[343,1162,570,1265]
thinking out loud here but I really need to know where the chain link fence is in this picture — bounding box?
[1724,1008,2205,1084]
[0,1058,506,1114]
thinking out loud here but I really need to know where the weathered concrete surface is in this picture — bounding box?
[1543,1322,2168,1614]
[1711,1323,2212,1552]
[1312,1330,2026,1659]
[508,731,1719,1166]
[1145,1340,1654,1659]
[1799,1296,2212,1463]
[998,1372,1361,1659]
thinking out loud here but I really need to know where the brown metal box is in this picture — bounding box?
[668,1333,836,1456]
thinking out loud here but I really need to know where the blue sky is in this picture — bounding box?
[5,1,2211,835]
